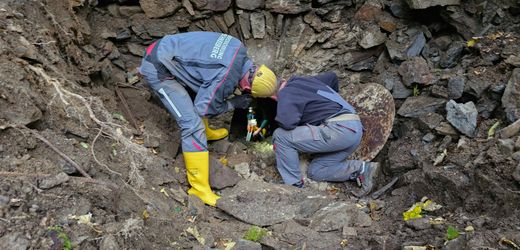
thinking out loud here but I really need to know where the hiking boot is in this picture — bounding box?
[352,162,380,197]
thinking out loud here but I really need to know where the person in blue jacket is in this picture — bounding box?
[139,32,278,206]
[273,72,379,196]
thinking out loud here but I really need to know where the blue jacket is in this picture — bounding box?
[140,32,253,117]
[275,72,356,130]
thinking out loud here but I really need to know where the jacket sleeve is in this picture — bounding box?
[312,72,339,92]
[275,89,305,130]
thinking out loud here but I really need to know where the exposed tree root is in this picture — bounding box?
[26,64,151,192]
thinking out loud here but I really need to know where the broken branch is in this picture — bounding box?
[18,126,93,179]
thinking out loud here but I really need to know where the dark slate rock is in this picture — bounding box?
[446,100,477,137]
[115,28,132,41]
[0,232,29,250]
[308,202,372,232]
[381,70,412,99]
[267,220,342,249]
[405,217,432,230]
[386,31,426,61]
[448,76,465,99]
[265,0,312,14]
[443,234,467,250]
[431,85,449,99]
[38,173,70,190]
[119,6,143,17]
[223,9,235,26]
[389,1,413,19]
[190,0,231,11]
[464,77,491,99]
[418,112,445,130]
[435,122,459,136]
[498,139,515,155]
[359,26,387,49]
[440,6,480,40]
[139,0,181,18]
[422,133,436,142]
[236,0,264,10]
[234,239,262,250]
[209,156,241,190]
[398,57,433,87]
[513,165,520,183]
[440,42,464,68]
[406,32,426,57]
[502,68,520,123]
[398,96,446,118]
[387,138,419,174]
[250,12,266,39]
[99,235,120,250]
[217,180,332,226]
[238,12,252,39]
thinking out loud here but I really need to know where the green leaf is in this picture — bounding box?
[413,84,420,97]
[80,142,89,149]
[446,226,460,240]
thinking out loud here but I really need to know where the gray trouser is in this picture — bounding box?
[149,79,207,153]
[273,120,364,185]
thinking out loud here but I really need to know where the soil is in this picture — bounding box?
[1,0,519,249]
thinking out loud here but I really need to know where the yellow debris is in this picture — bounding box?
[142,209,150,220]
[219,156,228,166]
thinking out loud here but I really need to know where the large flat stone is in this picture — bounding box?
[308,202,372,232]
[267,220,342,249]
[398,96,446,118]
[217,180,332,226]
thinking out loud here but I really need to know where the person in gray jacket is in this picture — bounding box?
[139,32,278,206]
[273,72,379,197]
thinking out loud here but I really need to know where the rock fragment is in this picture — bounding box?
[448,76,465,99]
[502,68,520,123]
[250,12,266,39]
[446,100,477,137]
[266,0,311,14]
[406,0,460,9]
[139,0,181,18]
[238,12,252,39]
[398,57,433,86]
[236,0,265,10]
[398,96,446,118]
[359,26,386,49]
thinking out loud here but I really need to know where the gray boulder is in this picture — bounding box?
[446,100,477,137]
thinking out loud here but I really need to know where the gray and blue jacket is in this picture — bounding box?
[139,32,253,117]
[275,72,357,130]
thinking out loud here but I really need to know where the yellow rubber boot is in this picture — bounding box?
[184,151,220,206]
[203,117,228,141]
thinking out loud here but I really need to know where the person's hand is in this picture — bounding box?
[228,94,252,109]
